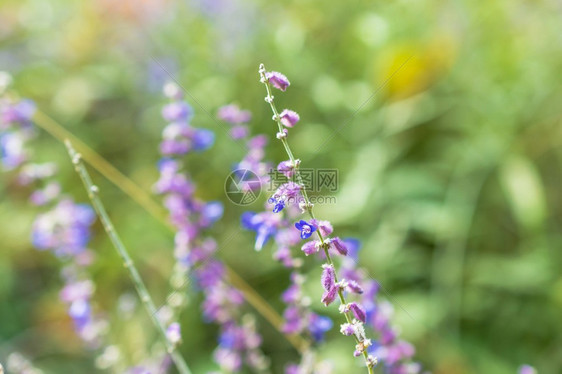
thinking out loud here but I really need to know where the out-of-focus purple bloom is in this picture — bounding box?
[282,305,303,334]
[166,322,182,345]
[308,313,333,342]
[230,124,249,139]
[1,99,36,126]
[32,199,96,257]
[241,211,281,251]
[519,365,537,374]
[60,280,94,303]
[0,132,26,170]
[343,238,361,260]
[18,162,57,185]
[214,347,242,372]
[279,109,300,128]
[193,128,215,151]
[162,102,193,122]
[265,71,290,91]
[295,219,317,239]
[200,201,224,227]
[217,104,252,124]
[30,182,61,206]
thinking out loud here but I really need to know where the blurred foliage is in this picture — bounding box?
[1,0,562,373]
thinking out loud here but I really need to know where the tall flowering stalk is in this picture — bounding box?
[0,91,109,349]
[155,84,270,373]
[258,64,377,373]
[220,104,336,372]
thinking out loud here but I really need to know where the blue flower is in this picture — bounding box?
[202,201,224,225]
[294,220,317,239]
[192,128,215,151]
[308,314,333,342]
[241,212,277,251]
[343,238,361,260]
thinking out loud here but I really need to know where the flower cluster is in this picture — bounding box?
[233,107,334,370]
[258,64,378,371]
[156,85,269,372]
[217,103,252,139]
[0,91,106,347]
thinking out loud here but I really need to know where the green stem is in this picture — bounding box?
[65,140,192,374]
[259,65,375,374]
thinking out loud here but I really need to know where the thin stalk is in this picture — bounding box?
[260,65,375,374]
[65,140,192,374]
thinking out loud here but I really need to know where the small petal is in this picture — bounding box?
[349,302,366,323]
[331,237,348,256]
[308,314,333,342]
[277,160,294,177]
[347,280,364,294]
[321,287,338,306]
[266,71,290,91]
[166,322,181,345]
[273,200,285,213]
[321,264,336,291]
[301,241,319,256]
[340,323,356,336]
[192,128,215,151]
[279,109,300,128]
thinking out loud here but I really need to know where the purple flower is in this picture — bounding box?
[162,102,193,122]
[1,99,36,125]
[279,109,300,128]
[340,323,356,336]
[321,264,336,291]
[348,302,366,323]
[269,197,286,213]
[321,286,338,306]
[347,279,364,294]
[295,220,317,239]
[217,104,252,124]
[301,240,319,256]
[519,365,537,374]
[265,71,290,91]
[200,201,224,226]
[68,299,91,328]
[241,211,280,251]
[331,237,348,256]
[310,219,333,237]
[32,199,96,257]
[308,313,333,342]
[282,305,304,334]
[214,348,242,372]
[0,132,26,170]
[166,322,181,345]
[277,160,295,177]
[343,238,361,260]
[230,124,249,139]
[192,128,215,151]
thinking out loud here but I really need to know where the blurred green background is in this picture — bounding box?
[1,0,562,373]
